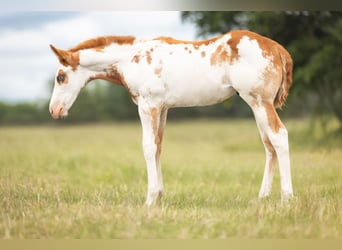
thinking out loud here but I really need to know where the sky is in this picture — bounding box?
[0,11,198,102]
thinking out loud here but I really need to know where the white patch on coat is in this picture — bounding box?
[229,36,271,94]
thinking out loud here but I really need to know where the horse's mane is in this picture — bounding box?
[68,36,136,52]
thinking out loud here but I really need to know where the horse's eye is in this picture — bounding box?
[57,74,65,83]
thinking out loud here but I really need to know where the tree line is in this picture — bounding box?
[0,78,314,125]
[0,80,259,125]
[0,11,341,127]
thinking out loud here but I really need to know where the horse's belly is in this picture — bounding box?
[163,79,235,108]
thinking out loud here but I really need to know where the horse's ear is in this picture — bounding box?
[50,45,79,69]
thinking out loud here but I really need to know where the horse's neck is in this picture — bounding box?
[80,43,139,71]
[80,43,144,86]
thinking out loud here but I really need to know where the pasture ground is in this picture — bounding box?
[0,119,341,238]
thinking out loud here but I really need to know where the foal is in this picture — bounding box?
[49,30,294,206]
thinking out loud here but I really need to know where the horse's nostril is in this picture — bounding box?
[58,107,64,118]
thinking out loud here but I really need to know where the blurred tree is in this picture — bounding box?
[182,11,342,125]
[0,102,48,125]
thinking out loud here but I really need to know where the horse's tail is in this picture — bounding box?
[274,45,293,109]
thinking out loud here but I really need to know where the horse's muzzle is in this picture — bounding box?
[49,102,68,119]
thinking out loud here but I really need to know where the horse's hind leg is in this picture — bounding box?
[258,124,278,198]
[254,103,293,200]
[240,93,293,200]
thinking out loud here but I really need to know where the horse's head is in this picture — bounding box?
[49,45,93,119]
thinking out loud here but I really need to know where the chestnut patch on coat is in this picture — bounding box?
[210,45,229,66]
[154,64,163,77]
[132,50,154,65]
[228,30,274,60]
[263,135,277,172]
[263,135,276,156]
[150,108,162,158]
[50,45,80,71]
[146,50,152,64]
[88,67,123,88]
[88,66,138,101]
[132,54,141,63]
[263,102,284,133]
[150,108,158,139]
[249,91,284,134]
[68,52,80,71]
[226,35,240,63]
[154,35,223,47]
[69,36,136,52]
[226,30,291,67]
[56,69,68,84]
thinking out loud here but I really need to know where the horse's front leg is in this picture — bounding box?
[155,108,168,197]
[138,102,164,206]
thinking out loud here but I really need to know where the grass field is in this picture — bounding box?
[0,119,341,238]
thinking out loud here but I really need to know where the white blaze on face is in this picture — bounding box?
[49,65,91,119]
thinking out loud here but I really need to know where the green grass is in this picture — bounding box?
[0,119,341,238]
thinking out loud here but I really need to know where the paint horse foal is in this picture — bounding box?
[49,30,294,206]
